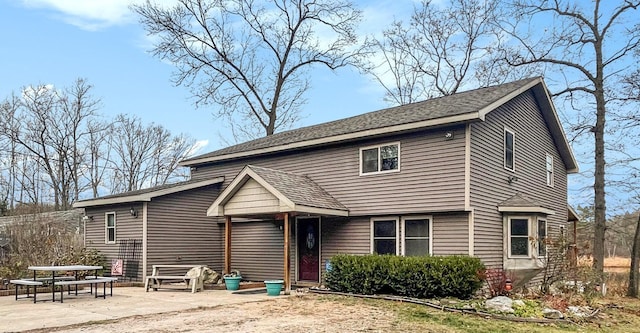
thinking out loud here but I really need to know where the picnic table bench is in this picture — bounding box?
[145,264,206,293]
[54,276,118,303]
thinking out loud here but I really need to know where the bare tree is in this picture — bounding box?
[364,0,526,104]
[499,0,640,279]
[132,0,362,140]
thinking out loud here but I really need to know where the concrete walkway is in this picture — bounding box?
[1,287,279,332]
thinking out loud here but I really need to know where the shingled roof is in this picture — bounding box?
[208,165,348,217]
[73,177,224,208]
[497,193,555,215]
[182,77,580,170]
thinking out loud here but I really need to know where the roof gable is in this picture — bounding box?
[208,165,348,217]
[181,77,577,173]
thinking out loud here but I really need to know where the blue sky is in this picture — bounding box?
[0,0,416,153]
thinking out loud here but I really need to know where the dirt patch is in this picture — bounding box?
[26,294,420,333]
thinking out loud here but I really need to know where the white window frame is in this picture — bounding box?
[546,154,554,187]
[360,142,401,175]
[105,212,116,244]
[507,216,530,258]
[401,216,433,256]
[370,217,400,255]
[537,218,547,257]
[504,128,515,172]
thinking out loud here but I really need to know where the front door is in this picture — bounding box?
[297,217,320,282]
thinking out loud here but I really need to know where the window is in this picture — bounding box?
[371,218,398,254]
[402,217,431,256]
[538,219,547,256]
[509,218,529,257]
[504,128,515,171]
[105,212,116,244]
[546,154,554,186]
[360,143,399,174]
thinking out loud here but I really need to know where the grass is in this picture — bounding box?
[318,295,640,333]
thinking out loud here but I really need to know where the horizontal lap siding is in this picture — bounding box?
[84,204,143,279]
[191,126,467,215]
[230,221,285,281]
[320,217,370,277]
[146,184,223,276]
[470,91,568,268]
[433,212,469,255]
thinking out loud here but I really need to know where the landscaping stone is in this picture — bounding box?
[485,296,514,313]
[567,305,592,318]
[542,308,564,319]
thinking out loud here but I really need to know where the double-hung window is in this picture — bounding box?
[504,128,515,171]
[371,218,398,254]
[546,154,554,186]
[538,219,547,256]
[360,143,399,174]
[106,212,116,244]
[402,217,431,256]
[509,217,529,257]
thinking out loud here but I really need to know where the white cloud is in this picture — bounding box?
[186,139,209,157]
[20,0,177,31]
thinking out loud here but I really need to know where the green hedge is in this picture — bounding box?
[325,254,485,299]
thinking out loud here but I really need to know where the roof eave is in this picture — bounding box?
[73,177,225,208]
[181,112,482,167]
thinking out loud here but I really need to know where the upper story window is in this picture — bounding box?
[546,154,554,186]
[360,143,400,175]
[105,212,116,244]
[504,128,515,171]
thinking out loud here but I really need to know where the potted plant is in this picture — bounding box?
[264,280,284,296]
[223,270,242,291]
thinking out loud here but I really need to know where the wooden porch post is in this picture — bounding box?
[225,215,232,274]
[284,212,291,295]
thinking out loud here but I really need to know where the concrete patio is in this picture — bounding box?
[0,286,280,332]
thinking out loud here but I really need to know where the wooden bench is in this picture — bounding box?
[54,277,117,303]
[145,265,206,293]
[10,279,44,303]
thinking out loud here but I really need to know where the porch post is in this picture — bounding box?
[284,212,291,295]
[224,215,232,274]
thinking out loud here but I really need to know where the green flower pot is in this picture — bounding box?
[264,280,283,296]
[224,276,242,290]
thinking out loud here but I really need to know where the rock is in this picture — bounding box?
[485,296,514,313]
[542,308,564,319]
[567,306,591,318]
[513,300,525,307]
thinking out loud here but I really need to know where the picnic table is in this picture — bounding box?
[12,265,105,303]
[145,264,206,293]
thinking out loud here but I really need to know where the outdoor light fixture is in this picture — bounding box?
[504,278,513,292]
[82,215,93,222]
[130,207,138,218]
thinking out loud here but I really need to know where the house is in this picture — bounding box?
[74,77,578,292]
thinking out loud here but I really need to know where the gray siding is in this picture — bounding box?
[432,212,470,255]
[146,184,222,276]
[192,126,467,216]
[84,203,143,279]
[230,221,286,281]
[470,91,568,268]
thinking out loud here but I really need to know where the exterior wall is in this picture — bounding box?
[320,217,371,278]
[432,212,470,255]
[469,90,568,268]
[146,184,223,276]
[84,203,144,279]
[192,126,467,216]
[225,179,281,215]
[229,220,285,281]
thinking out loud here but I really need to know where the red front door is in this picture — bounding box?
[297,218,320,281]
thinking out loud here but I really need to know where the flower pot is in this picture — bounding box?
[264,280,283,296]
[223,276,242,291]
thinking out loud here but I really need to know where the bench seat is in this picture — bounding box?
[54,278,116,303]
[145,275,200,293]
[10,279,44,303]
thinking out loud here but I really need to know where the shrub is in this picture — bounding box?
[325,254,485,299]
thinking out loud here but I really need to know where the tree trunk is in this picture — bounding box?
[592,36,607,280]
[628,213,640,297]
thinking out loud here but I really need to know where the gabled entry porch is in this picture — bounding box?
[207,165,349,294]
